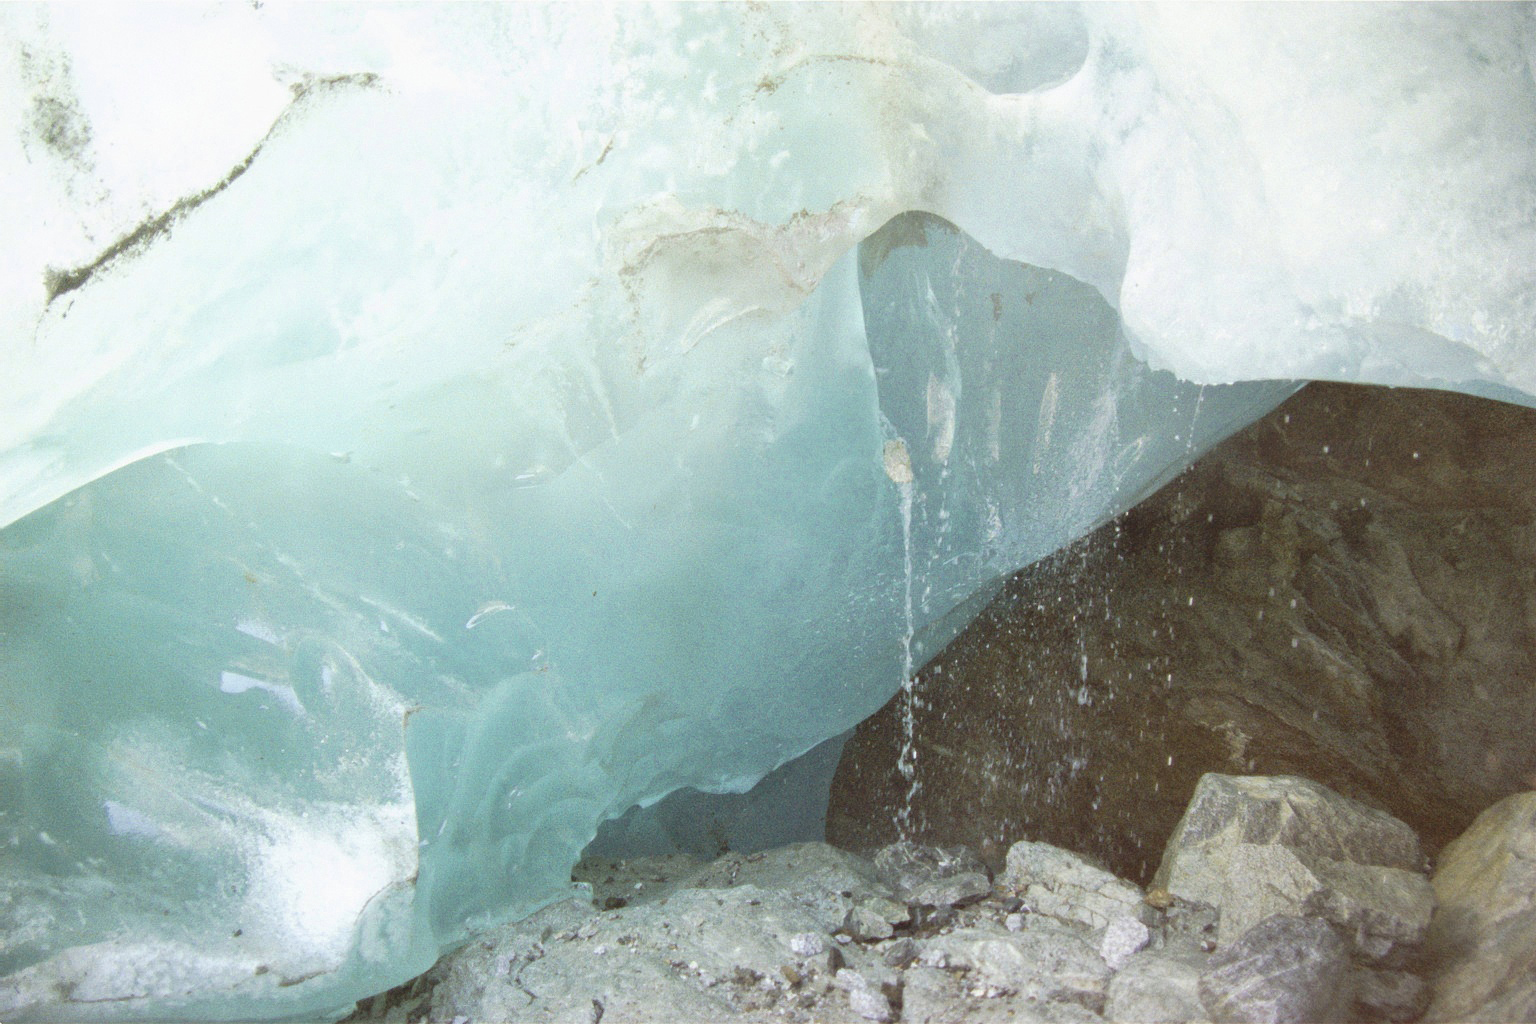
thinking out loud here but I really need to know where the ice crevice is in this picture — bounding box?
[0,4,1533,1021]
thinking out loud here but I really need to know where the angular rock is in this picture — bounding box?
[873,841,991,901]
[908,871,993,909]
[1004,840,1149,931]
[1153,774,1424,910]
[1198,914,1352,1024]
[1449,910,1536,1023]
[900,964,1107,1024]
[1424,792,1536,1022]
[1216,842,1433,963]
[836,969,896,1023]
[789,932,827,957]
[803,944,846,979]
[922,922,1112,1011]
[683,842,894,902]
[1353,967,1430,1023]
[1106,944,1209,1024]
[880,936,920,969]
[840,900,900,942]
[1100,915,1151,971]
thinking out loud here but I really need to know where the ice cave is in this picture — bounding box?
[1,4,1533,1020]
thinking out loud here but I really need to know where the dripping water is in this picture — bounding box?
[896,475,920,839]
[882,437,920,840]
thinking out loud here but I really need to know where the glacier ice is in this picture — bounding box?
[1,3,1533,1020]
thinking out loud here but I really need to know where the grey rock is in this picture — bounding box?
[683,841,894,903]
[839,895,909,942]
[1004,840,1149,931]
[1425,791,1536,1022]
[908,870,993,908]
[1100,915,1151,971]
[837,969,896,1023]
[1353,967,1430,1023]
[1301,857,1434,965]
[1106,943,1210,1024]
[572,852,703,909]
[1153,774,1423,910]
[841,903,896,942]
[1198,915,1353,1024]
[789,932,827,957]
[881,936,920,968]
[923,921,1112,1011]
[901,964,1108,1023]
[848,983,895,1023]
[428,882,830,1023]
[1215,842,1433,964]
[804,944,846,978]
[874,840,990,897]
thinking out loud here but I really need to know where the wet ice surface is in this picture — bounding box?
[2,4,1534,1019]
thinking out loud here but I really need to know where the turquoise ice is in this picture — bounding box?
[1,5,1532,1019]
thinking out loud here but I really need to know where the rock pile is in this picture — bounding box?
[351,771,1535,1024]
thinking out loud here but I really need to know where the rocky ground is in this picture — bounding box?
[347,776,1536,1024]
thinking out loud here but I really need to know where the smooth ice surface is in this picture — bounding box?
[1,4,1533,1020]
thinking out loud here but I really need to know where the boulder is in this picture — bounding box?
[1424,791,1536,1022]
[1004,840,1149,931]
[921,921,1112,1011]
[1213,842,1433,963]
[1151,774,1433,966]
[1197,915,1353,1024]
[1153,774,1423,907]
[1106,945,1209,1024]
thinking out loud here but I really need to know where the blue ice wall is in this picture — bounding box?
[2,5,1532,1020]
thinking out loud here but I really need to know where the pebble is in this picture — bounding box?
[789,932,826,957]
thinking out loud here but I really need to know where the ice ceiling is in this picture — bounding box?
[2,3,1533,1020]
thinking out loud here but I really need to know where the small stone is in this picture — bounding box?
[805,946,845,977]
[840,903,895,942]
[1004,912,1025,932]
[1101,915,1151,971]
[848,984,894,1022]
[836,970,895,1023]
[790,932,827,957]
[881,936,920,968]
[918,947,950,969]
